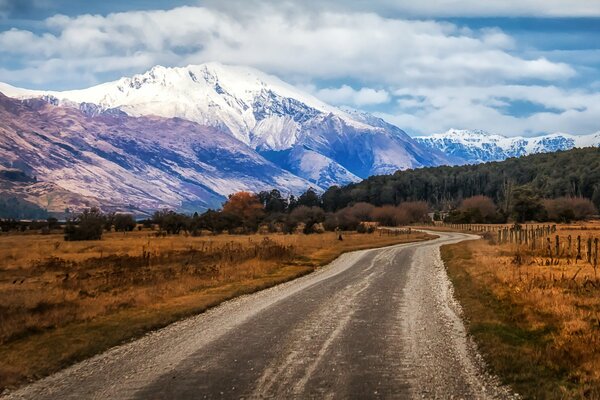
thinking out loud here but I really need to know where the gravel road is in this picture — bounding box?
[2,231,515,399]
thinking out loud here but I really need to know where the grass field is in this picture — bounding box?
[0,228,432,391]
[442,222,600,399]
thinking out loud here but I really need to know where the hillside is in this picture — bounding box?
[0,92,313,217]
[324,147,600,211]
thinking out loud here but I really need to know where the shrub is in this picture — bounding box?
[64,208,105,241]
[371,205,404,226]
[356,222,375,234]
[114,213,136,232]
[397,201,430,223]
[459,196,496,218]
[153,209,190,234]
[543,197,597,222]
[288,206,325,234]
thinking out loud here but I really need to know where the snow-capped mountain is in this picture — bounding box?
[414,129,600,164]
[0,63,449,189]
[0,93,312,215]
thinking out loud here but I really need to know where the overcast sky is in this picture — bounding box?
[1,0,599,137]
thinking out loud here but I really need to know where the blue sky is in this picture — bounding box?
[0,0,599,137]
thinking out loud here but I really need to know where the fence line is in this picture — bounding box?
[442,222,599,268]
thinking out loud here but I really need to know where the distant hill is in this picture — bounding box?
[414,129,600,164]
[324,147,600,211]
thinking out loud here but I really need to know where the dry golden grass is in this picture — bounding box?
[442,222,600,399]
[0,229,432,391]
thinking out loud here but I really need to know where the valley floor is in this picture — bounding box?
[442,222,600,399]
[0,229,432,392]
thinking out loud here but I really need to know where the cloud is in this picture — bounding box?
[204,0,600,18]
[0,5,575,89]
[0,3,595,137]
[378,84,600,136]
[316,85,390,106]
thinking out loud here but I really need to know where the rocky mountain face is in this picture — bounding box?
[0,93,314,216]
[414,129,600,164]
[0,63,449,196]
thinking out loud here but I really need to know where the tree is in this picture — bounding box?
[46,217,59,230]
[222,192,265,233]
[114,213,136,232]
[153,209,190,234]
[198,209,230,234]
[592,185,600,212]
[258,189,288,213]
[103,212,115,231]
[288,206,325,234]
[297,188,321,208]
[511,188,546,222]
[64,208,105,241]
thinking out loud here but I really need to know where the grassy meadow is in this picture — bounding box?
[0,228,432,391]
[442,221,600,399]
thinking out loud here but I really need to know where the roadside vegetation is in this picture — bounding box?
[442,222,600,399]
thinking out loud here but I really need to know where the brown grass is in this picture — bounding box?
[442,222,600,399]
[0,229,432,391]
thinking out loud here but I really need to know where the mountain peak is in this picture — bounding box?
[0,63,450,192]
[414,129,600,164]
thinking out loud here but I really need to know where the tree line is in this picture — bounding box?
[321,147,600,213]
[51,190,432,241]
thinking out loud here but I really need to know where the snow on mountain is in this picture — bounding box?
[0,93,313,214]
[0,63,450,189]
[414,129,600,164]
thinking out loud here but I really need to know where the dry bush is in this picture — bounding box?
[459,195,497,218]
[370,205,404,226]
[397,201,430,223]
[345,202,375,221]
[370,202,429,226]
[544,197,597,222]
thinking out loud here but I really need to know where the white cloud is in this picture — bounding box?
[0,4,595,137]
[0,5,575,89]
[205,0,600,18]
[316,85,390,106]
[379,84,600,136]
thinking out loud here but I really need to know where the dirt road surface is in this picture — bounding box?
[2,231,515,399]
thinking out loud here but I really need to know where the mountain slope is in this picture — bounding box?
[414,129,600,164]
[0,63,450,188]
[0,93,313,214]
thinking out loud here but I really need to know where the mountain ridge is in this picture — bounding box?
[0,62,450,190]
[0,92,315,216]
[414,128,600,164]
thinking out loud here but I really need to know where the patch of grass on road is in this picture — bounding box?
[442,240,600,399]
